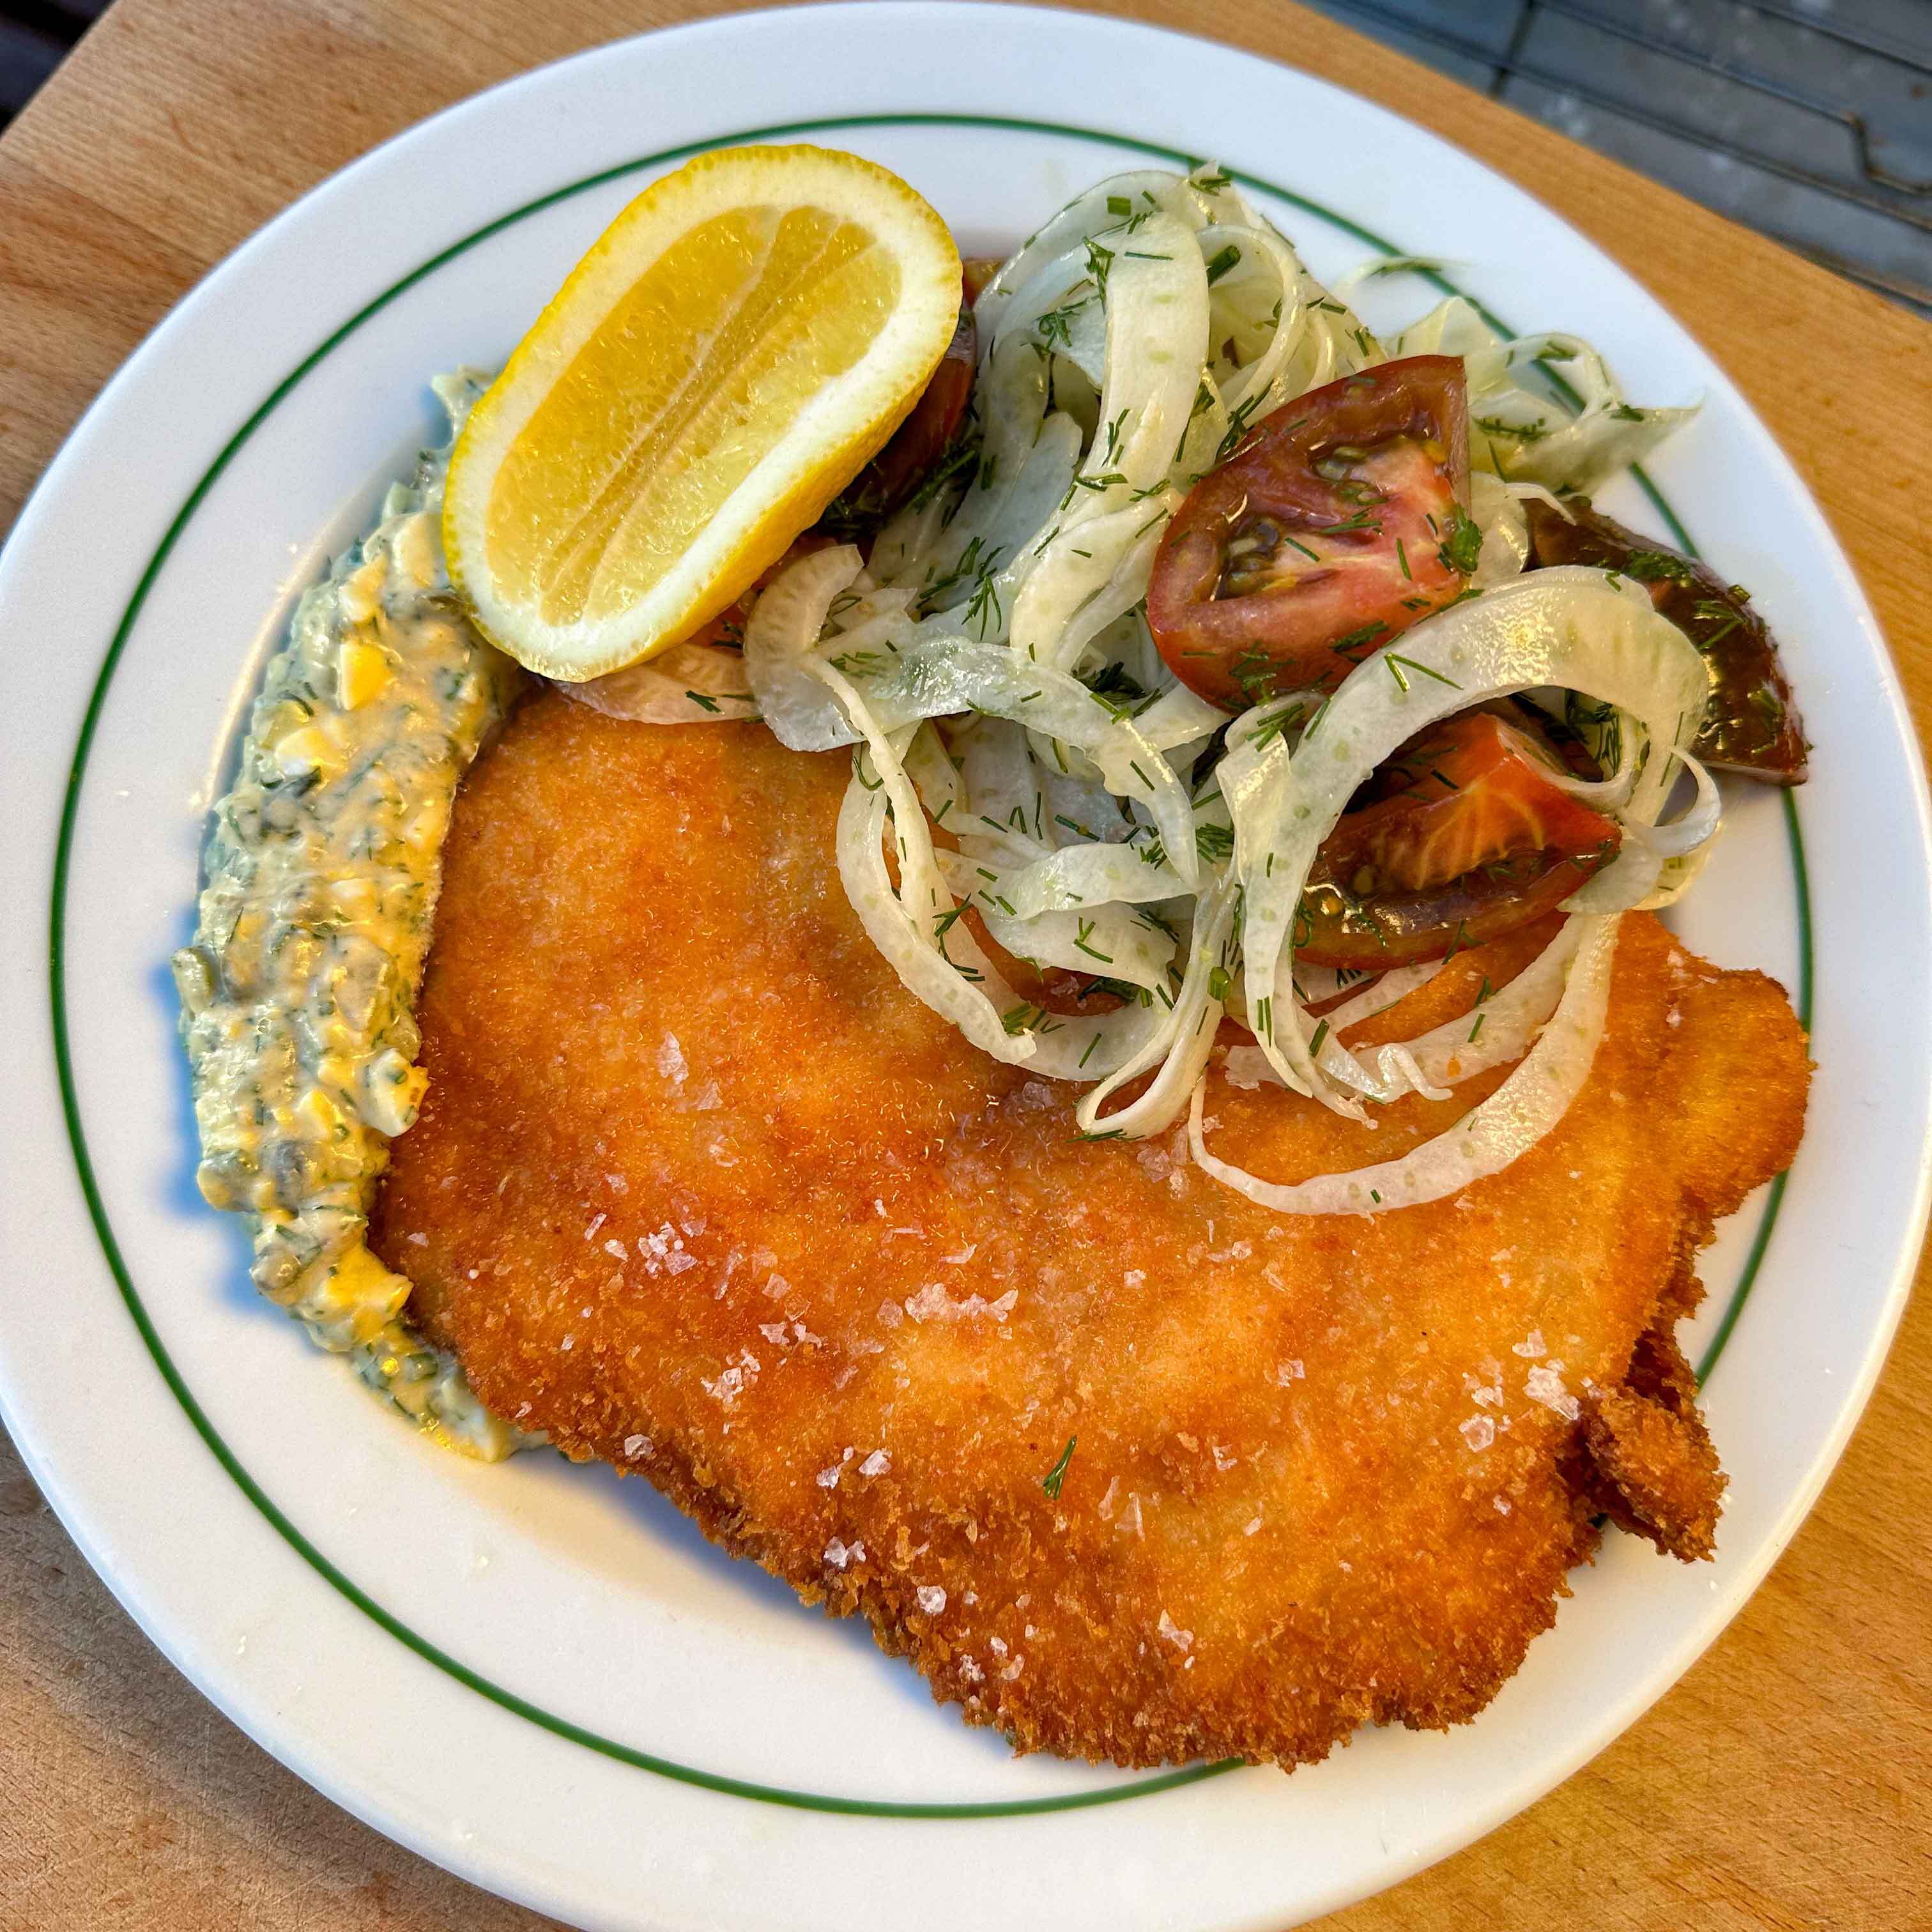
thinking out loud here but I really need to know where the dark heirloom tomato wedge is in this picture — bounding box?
[820,279,980,541]
[1147,355,1475,710]
[1297,711,1622,970]
[1524,496,1808,785]
[864,299,977,503]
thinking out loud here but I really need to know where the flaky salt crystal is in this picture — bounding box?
[657,1034,688,1087]
[1460,1414,1496,1452]
[1157,1610,1193,1652]
[860,1450,891,1478]
[917,1585,946,1615]
[815,1465,839,1489]
[1524,1364,1581,1422]
[1512,1328,1546,1359]
[903,1282,951,1322]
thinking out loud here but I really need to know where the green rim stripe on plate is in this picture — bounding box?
[47,108,1810,1818]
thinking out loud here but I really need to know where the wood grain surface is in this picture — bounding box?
[2,3,1928,1927]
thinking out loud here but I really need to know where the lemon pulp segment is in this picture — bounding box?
[485,206,900,627]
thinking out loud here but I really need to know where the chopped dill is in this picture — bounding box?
[1691,598,1745,647]
[1204,243,1241,284]
[1244,699,1306,749]
[1623,548,1696,586]
[1084,236,1115,301]
[1435,505,1483,574]
[1385,652,1460,691]
[1073,919,1114,963]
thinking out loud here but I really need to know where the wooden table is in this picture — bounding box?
[3,2,1928,1926]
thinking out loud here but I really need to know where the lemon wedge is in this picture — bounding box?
[443,145,962,680]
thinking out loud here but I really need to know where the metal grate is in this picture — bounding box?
[1307,0,1932,317]
[0,0,102,126]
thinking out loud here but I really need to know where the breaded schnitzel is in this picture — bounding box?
[372,693,1808,1770]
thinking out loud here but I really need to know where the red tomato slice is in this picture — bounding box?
[1147,356,1475,710]
[1297,711,1621,970]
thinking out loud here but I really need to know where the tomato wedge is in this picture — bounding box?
[1147,355,1475,710]
[822,278,980,541]
[962,254,1004,305]
[1297,710,1621,970]
[1523,496,1808,785]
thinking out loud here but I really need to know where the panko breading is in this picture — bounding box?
[372,694,1809,1770]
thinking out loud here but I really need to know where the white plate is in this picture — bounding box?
[1,6,1925,1928]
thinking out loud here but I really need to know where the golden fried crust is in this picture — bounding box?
[1580,1381,1724,1561]
[372,694,1811,1770]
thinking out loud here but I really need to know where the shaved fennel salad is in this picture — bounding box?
[571,161,1807,1216]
